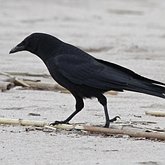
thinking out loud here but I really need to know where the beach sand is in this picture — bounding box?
[0,0,165,164]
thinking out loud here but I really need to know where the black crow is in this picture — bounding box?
[9,33,165,127]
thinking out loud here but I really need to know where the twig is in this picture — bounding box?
[14,78,30,87]
[22,80,67,92]
[0,72,29,87]
[145,111,165,117]
[80,125,165,140]
[0,118,47,127]
[0,117,165,140]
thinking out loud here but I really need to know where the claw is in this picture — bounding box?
[104,116,120,128]
[109,116,120,122]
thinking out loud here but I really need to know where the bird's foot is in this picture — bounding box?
[50,120,69,126]
[104,116,120,128]
[109,116,120,123]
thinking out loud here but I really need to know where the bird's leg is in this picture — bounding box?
[50,96,84,125]
[103,105,120,127]
[103,104,110,128]
[97,94,120,128]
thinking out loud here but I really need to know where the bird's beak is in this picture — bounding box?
[9,45,25,54]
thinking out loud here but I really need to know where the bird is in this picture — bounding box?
[9,33,165,127]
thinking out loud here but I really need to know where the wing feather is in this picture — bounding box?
[54,54,132,90]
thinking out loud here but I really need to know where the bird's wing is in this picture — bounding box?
[53,54,133,90]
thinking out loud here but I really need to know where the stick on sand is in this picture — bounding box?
[145,111,165,117]
[0,117,165,141]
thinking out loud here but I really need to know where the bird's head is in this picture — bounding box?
[9,33,42,54]
[9,33,62,60]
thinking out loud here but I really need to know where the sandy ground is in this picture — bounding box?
[0,0,165,164]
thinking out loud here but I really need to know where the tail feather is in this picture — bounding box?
[96,58,165,98]
[124,78,165,99]
[137,74,165,86]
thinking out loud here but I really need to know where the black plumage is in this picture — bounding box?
[9,33,165,127]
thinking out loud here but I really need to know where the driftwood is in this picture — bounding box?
[0,118,47,127]
[0,117,165,141]
[81,125,165,140]
[145,111,165,117]
[18,80,69,92]
[0,72,68,92]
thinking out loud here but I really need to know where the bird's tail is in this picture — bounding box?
[124,76,165,99]
[95,59,165,98]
